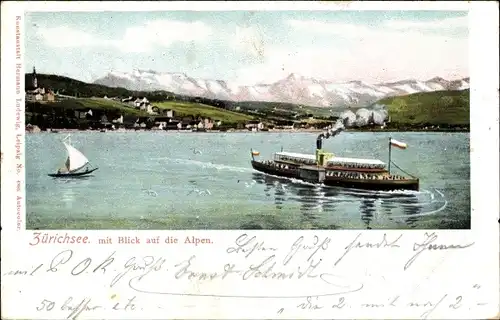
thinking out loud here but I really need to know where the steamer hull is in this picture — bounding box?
[251,160,419,192]
[324,175,419,191]
[251,160,298,179]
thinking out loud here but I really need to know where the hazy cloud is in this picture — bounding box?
[36,26,99,48]
[232,16,468,84]
[36,20,214,53]
[30,14,469,85]
[230,26,266,60]
[382,16,468,30]
[116,20,214,53]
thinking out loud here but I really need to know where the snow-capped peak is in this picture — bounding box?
[94,70,469,108]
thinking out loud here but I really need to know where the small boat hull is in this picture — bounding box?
[48,167,99,178]
[251,161,419,191]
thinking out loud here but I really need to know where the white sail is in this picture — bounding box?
[63,142,89,172]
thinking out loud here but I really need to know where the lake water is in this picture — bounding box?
[26,131,470,230]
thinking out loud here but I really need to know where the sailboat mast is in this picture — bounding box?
[63,133,71,145]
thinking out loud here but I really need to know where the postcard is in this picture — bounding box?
[1,1,499,319]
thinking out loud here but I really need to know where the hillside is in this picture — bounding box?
[27,73,140,97]
[374,89,470,126]
[26,98,146,115]
[230,101,334,118]
[27,97,254,124]
[155,101,252,123]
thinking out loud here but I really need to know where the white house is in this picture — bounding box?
[155,120,167,129]
[196,118,214,130]
[134,98,142,108]
[245,120,264,131]
[26,87,45,101]
[135,97,151,109]
[112,115,124,124]
[165,109,174,118]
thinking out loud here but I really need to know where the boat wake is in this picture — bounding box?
[388,190,448,219]
[151,157,253,173]
[250,172,449,224]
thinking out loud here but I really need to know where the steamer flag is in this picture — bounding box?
[390,138,408,149]
[250,149,260,161]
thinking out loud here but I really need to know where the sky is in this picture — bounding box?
[25,10,469,85]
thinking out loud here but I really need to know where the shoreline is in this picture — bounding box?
[26,128,470,134]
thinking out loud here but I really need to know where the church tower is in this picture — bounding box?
[32,66,38,89]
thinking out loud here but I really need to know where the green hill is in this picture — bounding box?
[231,101,334,118]
[155,101,252,123]
[375,89,470,126]
[26,73,143,97]
[26,98,147,115]
[27,97,254,123]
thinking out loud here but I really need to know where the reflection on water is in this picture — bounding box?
[54,177,92,204]
[53,176,93,213]
[360,199,376,229]
[380,198,397,221]
[400,196,421,228]
[252,172,443,229]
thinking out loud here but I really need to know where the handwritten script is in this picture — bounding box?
[3,232,483,319]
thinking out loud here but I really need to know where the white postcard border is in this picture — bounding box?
[1,1,499,319]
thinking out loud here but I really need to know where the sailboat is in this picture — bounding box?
[47,134,98,178]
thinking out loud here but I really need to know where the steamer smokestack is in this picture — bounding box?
[316,134,324,150]
[315,121,344,165]
[316,122,344,150]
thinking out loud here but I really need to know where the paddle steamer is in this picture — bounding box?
[251,135,419,191]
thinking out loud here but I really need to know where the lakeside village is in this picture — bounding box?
[24,68,337,133]
[25,97,291,133]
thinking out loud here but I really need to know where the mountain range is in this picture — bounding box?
[94,70,470,108]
